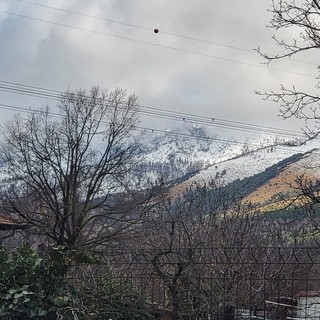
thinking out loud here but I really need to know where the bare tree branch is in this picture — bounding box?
[0,86,150,250]
[256,0,320,140]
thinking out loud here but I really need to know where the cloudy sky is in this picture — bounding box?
[0,0,318,139]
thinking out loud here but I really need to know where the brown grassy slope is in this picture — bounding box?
[242,151,320,210]
[166,150,320,210]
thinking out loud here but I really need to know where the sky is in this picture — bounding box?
[0,0,318,140]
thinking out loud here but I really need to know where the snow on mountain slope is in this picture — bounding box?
[137,123,300,184]
[171,138,320,188]
[1,122,319,195]
[240,148,320,206]
[140,124,228,164]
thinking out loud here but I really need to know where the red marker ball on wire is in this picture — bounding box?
[154,28,159,33]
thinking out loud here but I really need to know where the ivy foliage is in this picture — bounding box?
[0,244,155,320]
[0,244,72,320]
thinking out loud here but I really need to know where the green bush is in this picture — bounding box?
[0,245,155,319]
[0,244,72,320]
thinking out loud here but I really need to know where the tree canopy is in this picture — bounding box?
[1,87,148,249]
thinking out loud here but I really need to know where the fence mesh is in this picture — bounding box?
[65,247,320,319]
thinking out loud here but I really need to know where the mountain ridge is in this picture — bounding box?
[137,125,320,205]
[137,123,308,186]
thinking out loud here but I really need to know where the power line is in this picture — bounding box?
[13,0,319,67]
[138,110,304,138]
[14,0,254,53]
[0,80,306,139]
[0,102,304,153]
[0,79,304,138]
[138,104,303,137]
[137,126,304,153]
[15,0,152,32]
[1,10,317,79]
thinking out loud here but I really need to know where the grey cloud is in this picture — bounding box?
[0,0,315,136]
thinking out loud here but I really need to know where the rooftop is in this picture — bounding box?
[0,216,28,230]
[296,291,320,298]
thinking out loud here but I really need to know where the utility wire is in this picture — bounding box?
[138,126,303,152]
[0,102,304,153]
[0,80,305,139]
[15,0,152,32]
[0,79,304,138]
[13,0,318,66]
[1,10,317,79]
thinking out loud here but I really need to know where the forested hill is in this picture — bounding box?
[165,145,320,211]
[216,152,306,200]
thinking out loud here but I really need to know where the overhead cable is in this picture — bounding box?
[0,102,304,153]
[13,0,318,66]
[0,80,305,139]
[0,11,316,79]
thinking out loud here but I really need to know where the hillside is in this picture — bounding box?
[242,149,320,211]
[1,122,320,213]
[164,138,320,209]
[137,123,305,185]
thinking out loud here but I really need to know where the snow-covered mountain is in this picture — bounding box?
[136,123,317,186]
[2,122,319,199]
[182,140,320,187]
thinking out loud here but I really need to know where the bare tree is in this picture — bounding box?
[0,86,149,250]
[255,0,320,241]
[256,0,320,139]
[131,181,269,319]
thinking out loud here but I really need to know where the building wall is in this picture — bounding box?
[297,297,320,320]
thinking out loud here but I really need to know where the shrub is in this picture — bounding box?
[0,244,155,319]
[72,266,155,320]
[0,244,73,319]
